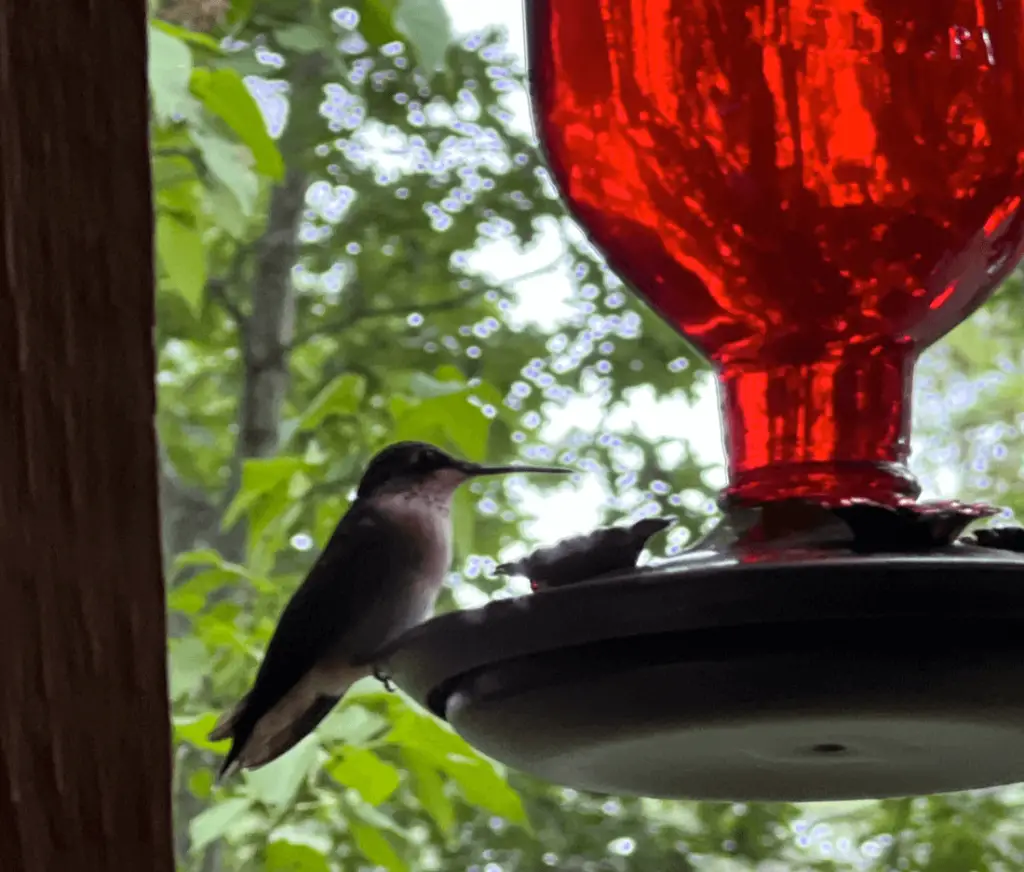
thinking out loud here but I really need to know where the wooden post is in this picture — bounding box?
[0,4,174,869]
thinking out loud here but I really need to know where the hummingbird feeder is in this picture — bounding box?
[383,0,1024,801]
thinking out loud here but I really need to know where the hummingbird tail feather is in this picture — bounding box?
[212,698,251,783]
[209,696,247,742]
[232,693,342,772]
[215,757,240,785]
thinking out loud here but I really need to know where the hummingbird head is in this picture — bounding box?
[630,517,674,541]
[356,441,571,500]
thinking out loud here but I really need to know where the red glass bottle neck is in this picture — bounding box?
[717,345,921,507]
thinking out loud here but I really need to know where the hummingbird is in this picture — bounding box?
[964,525,1024,552]
[496,517,673,591]
[209,441,569,779]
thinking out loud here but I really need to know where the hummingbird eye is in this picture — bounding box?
[407,446,444,472]
[420,449,444,469]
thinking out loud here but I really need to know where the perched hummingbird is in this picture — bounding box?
[209,441,569,779]
[496,517,673,591]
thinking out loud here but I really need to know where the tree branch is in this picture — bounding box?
[289,255,569,350]
[235,169,307,467]
[483,254,573,289]
[157,446,221,565]
[207,246,251,326]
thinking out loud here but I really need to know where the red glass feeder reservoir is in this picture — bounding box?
[383,0,1024,801]
[536,0,1024,507]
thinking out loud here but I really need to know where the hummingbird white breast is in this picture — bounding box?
[372,472,460,627]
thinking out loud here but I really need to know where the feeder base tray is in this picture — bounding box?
[383,546,1024,801]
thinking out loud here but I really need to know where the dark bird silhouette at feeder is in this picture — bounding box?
[965,526,1024,553]
[209,441,569,780]
[496,517,673,591]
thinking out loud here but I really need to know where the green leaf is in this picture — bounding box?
[243,456,306,493]
[169,588,204,615]
[168,637,209,700]
[393,390,491,461]
[247,481,299,556]
[190,797,253,852]
[148,26,195,122]
[216,51,273,78]
[243,737,320,809]
[152,151,199,192]
[223,456,304,529]
[156,214,207,314]
[385,707,475,760]
[206,183,251,238]
[328,747,401,806]
[438,395,490,459]
[188,768,215,800]
[297,373,366,431]
[318,704,389,745]
[191,130,260,216]
[265,841,330,872]
[385,709,529,826]
[396,367,498,460]
[350,801,414,838]
[156,176,202,217]
[349,821,407,872]
[174,548,227,570]
[226,0,254,26]
[359,0,452,73]
[169,567,240,614]
[359,0,404,49]
[151,18,225,54]
[444,757,529,827]
[274,24,330,53]
[313,497,350,549]
[190,68,285,180]
[174,712,231,753]
[404,750,455,837]
[432,364,465,381]
[393,0,453,73]
[408,372,465,399]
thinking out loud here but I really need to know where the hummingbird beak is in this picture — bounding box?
[456,460,572,479]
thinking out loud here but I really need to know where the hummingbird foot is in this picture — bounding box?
[373,664,396,693]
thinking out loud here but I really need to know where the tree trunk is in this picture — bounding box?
[240,167,307,461]
[0,4,174,870]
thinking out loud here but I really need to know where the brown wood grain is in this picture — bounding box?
[0,3,174,869]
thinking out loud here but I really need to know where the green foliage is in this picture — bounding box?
[265,841,331,872]
[190,68,285,179]
[157,212,208,313]
[151,0,1024,869]
[360,0,453,73]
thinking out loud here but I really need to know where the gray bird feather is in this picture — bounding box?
[211,503,432,778]
[497,517,673,591]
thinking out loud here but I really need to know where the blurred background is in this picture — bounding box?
[151,0,1024,869]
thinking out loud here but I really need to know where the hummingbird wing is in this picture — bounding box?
[212,502,414,777]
